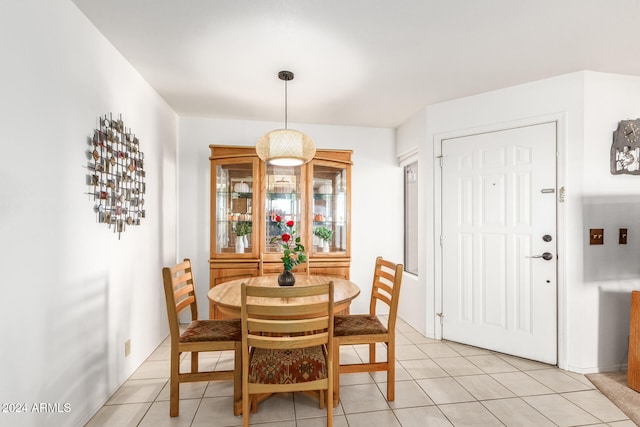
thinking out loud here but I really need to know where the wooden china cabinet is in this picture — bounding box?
[209,145,352,318]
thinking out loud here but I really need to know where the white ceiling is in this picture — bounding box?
[71,0,640,128]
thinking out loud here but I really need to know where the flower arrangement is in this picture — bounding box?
[270,215,306,271]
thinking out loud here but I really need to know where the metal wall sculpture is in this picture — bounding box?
[87,113,146,238]
[611,119,640,175]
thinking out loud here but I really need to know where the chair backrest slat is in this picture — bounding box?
[175,295,196,314]
[372,290,392,308]
[247,317,329,334]
[376,258,398,271]
[170,260,191,274]
[248,332,329,349]
[173,271,193,288]
[247,301,329,319]
[174,282,195,300]
[377,269,396,284]
[374,281,393,299]
[245,284,325,298]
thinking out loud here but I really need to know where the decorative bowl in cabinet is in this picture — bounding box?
[318,184,332,194]
[234,181,250,193]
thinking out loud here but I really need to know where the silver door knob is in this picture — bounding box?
[526,252,553,261]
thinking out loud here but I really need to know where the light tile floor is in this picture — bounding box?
[86,318,634,426]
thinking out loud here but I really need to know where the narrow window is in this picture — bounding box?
[404,161,418,275]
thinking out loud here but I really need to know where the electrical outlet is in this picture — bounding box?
[125,339,131,357]
[589,228,604,245]
[620,228,628,244]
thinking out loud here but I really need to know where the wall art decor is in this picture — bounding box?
[87,113,146,238]
[611,119,640,175]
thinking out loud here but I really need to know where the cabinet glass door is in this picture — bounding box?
[214,160,255,255]
[264,165,303,254]
[311,162,348,254]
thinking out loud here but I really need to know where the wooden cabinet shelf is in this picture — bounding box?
[209,145,352,318]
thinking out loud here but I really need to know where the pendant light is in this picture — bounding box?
[256,71,316,166]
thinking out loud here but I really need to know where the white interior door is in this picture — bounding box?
[441,122,557,364]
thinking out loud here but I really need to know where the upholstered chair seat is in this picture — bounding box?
[249,346,328,384]
[179,319,242,343]
[334,315,387,336]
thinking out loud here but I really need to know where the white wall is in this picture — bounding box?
[178,117,400,318]
[399,70,640,372]
[577,72,640,372]
[0,2,178,426]
[396,112,428,335]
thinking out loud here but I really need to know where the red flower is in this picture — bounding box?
[286,220,295,227]
[281,233,291,243]
[275,215,281,222]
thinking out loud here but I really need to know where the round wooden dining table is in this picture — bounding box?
[208,275,361,319]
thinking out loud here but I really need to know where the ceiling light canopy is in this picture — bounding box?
[256,71,316,166]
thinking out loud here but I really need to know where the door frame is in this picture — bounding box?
[433,113,568,369]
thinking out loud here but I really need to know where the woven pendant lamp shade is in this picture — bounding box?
[256,70,316,166]
[256,129,316,166]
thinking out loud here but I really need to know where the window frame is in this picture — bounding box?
[402,159,418,276]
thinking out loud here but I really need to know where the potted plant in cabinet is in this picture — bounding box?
[234,222,251,253]
[313,226,333,253]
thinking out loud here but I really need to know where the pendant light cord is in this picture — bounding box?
[284,78,288,130]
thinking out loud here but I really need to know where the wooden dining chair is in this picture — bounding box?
[333,256,403,403]
[162,259,242,417]
[241,281,335,427]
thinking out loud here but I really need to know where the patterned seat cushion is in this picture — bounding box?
[249,346,327,384]
[334,314,388,337]
[180,319,242,343]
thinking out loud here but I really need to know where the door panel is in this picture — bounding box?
[441,122,557,364]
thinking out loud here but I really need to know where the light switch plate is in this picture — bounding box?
[620,228,628,244]
[590,228,604,245]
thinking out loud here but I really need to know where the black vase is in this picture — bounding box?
[278,270,296,286]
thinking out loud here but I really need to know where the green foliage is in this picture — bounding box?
[234,222,252,236]
[313,226,333,241]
